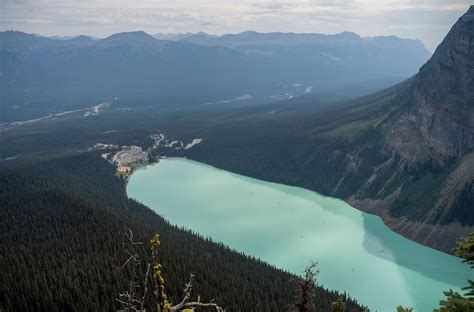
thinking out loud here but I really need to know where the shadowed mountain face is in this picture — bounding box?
[385,6,474,165]
[0,29,430,122]
[362,6,474,251]
[162,6,474,253]
[177,30,431,78]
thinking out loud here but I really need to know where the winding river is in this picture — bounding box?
[127,158,472,311]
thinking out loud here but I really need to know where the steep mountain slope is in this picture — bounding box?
[1,29,429,122]
[381,6,474,165]
[164,6,474,253]
[363,4,474,251]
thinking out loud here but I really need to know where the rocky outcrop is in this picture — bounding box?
[349,149,474,253]
[356,6,474,253]
[386,5,474,166]
[382,216,474,253]
[349,193,474,253]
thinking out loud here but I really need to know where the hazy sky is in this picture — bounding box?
[1,0,472,51]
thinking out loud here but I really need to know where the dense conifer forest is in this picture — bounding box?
[0,153,364,311]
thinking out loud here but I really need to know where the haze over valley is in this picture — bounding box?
[1,28,431,123]
[1,2,473,312]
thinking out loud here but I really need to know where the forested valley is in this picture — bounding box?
[0,153,364,311]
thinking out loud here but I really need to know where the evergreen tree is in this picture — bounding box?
[435,233,474,312]
[332,298,346,312]
[291,262,318,312]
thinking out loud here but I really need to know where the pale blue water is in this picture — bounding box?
[127,158,472,311]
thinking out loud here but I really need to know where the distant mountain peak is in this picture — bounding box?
[97,31,167,54]
[239,30,259,36]
[0,30,56,50]
[334,31,360,39]
[154,32,193,41]
[71,35,94,42]
[178,32,219,42]
[417,4,474,102]
[1,30,40,39]
[466,4,474,16]
[460,5,474,23]
[103,31,155,42]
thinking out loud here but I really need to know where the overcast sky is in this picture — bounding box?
[1,0,472,51]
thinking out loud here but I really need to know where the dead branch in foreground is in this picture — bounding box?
[117,229,225,312]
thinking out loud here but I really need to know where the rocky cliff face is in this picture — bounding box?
[352,6,474,252]
[386,6,474,166]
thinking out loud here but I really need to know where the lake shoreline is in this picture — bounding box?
[127,157,472,312]
[136,156,469,255]
[182,156,473,254]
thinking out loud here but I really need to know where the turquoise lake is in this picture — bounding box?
[127,158,472,311]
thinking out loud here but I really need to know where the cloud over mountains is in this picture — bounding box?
[0,0,471,51]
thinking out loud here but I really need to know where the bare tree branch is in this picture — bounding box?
[170,274,225,312]
[140,263,151,312]
[117,229,225,312]
[175,301,225,311]
[117,228,143,312]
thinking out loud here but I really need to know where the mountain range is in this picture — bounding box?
[173,30,430,76]
[0,29,430,122]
